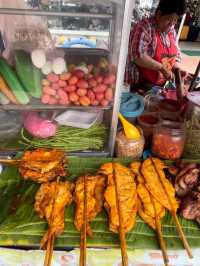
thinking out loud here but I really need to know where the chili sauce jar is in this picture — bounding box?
[152,120,185,160]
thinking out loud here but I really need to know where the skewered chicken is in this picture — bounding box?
[74,174,106,238]
[35,181,74,249]
[19,149,67,183]
[99,163,137,233]
[130,162,165,230]
[141,158,179,212]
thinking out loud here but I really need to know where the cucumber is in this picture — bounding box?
[15,50,42,99]
[0,58,30,105]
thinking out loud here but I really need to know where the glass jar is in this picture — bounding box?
[158,99,182,122]
[152,120,185,160]
[115,130,145,159]
[137,112,159,146]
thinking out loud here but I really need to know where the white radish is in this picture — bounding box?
[52,57,67,74]
[31,49,46,69]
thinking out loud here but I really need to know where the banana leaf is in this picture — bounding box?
[0,156,200,250]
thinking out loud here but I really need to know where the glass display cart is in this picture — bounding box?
[0,0,134,156]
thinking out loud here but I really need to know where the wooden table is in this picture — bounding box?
[180,53,200,76]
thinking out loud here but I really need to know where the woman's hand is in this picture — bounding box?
[160,66,174,80]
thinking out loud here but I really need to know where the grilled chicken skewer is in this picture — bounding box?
[0,149,67,183]
[141,157,193,259]
[74,174,106,266]
[100,163,138,266]
[35,181,74,266]
[130,162,168,266]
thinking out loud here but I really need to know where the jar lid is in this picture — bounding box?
[120,93,144,118]
[159,120,185,131]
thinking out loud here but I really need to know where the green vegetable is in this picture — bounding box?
[15,50,42,98]
[0,92,9,104]
[20,123,107,152]
[0,57,29,104]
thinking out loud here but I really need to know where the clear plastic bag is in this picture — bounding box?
[0,0,54,59]
[12,24,54,52]
[116,130,145,159]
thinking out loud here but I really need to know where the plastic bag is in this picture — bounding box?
[12,24,54,52]
[0,0,53,60]
[115,130,145,159]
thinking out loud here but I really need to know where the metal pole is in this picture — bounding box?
[177,13,186,44]
[0,8,113,19]
[109,0,135,156]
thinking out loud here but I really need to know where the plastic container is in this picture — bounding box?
[144,95,161,112]
[137,112,159,145]
[120,92,144,123]
[116,130,145,159]
[184,93,200,158]
[54,110,102,129]
[158,99,183,121]
[152,120,185,160]
[0,111,22,140]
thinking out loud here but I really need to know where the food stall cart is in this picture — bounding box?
[0,0,134,157]
[0,1,200,266]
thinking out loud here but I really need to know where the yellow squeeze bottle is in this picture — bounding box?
[118,113,141,140]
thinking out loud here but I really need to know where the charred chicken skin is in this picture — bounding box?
[19,149,67,183]
[74,175,106,238]
[34,181,74,249]
[100,163,137,233]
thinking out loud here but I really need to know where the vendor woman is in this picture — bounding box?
[125,0,186,89]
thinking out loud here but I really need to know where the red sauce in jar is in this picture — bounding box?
[152,121,185,160]
[139,115,159,125]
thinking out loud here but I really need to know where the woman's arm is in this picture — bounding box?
[135,55,173,80]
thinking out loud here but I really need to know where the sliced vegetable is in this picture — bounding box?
[31,49,46,69]
[15,50,42,98]
[52,57,66,74]
[0,75,18,104]
[41,61,52,75]
[0,57,29,104]
[0,92,10,104]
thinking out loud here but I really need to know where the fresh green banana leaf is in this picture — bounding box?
[0,156,200,250]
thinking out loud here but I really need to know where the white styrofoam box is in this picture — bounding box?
[54,110,103,129]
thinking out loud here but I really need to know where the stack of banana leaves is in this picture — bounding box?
[0,156,200,249]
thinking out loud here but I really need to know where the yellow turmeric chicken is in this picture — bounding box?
[34,181,74,249]
[99,163,137,233]
[130,161,165,230]
[19,149,67,183]
[74,175,106,238]
[141,158,178,212]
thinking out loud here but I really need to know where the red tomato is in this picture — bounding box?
[68,76,79,85]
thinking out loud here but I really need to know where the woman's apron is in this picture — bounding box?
[139,30,178,86]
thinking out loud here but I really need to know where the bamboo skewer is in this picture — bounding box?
[152,197,169,266]
[44,177,60,266]
[149,157,193,259]
[80,175,87,266]
[136,166,169,266]
[113,163,128,266]
[44,234,55,266]
[0,158,21,165]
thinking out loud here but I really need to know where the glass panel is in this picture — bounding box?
[0,0,127,155]
[0,0,125,110]
[0,0,119,12]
